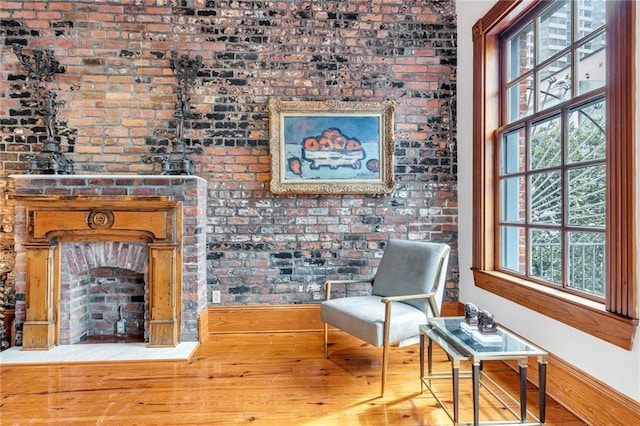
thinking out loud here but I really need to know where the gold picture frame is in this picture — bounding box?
[268,99,396,195]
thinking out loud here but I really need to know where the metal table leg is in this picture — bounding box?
[472,360,480,426]
[452,358,460,423]
[539,356,547,423]
[428,336,433,377]
[518,359,528,422]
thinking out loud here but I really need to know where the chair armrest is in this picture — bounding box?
[380,291,436,303]
[380,291,440,317]
[324,278,374,300]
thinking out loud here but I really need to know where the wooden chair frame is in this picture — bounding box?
[322,248,448,397]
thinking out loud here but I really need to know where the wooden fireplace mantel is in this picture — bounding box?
[15,195,183,349]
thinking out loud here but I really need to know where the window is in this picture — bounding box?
[499,0,606,302]
[472,0,637,349]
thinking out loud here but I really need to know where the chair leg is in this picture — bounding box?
[381,339,389,397]
[323,322,329,359]
[381,303,393,397]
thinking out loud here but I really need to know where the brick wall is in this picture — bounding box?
[0,0,458,306]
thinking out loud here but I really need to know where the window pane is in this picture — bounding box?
[530,115,561,170]
[529,228,562,284]
[501,176,525,223]
[568,165,605,228]
[501,128,526,174]
[538,53,572,111]
[507,22,534,82]
[538,0,572,63]
[577,32,606,95]
[501,226,526,274]
[568,231,605,297]
[568,99,605,163]
[529,171,562,224]
[577,0,606,39]
[507,75,534,122]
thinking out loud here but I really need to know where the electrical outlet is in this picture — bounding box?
[298,285,304,292]
[212,290,221,304]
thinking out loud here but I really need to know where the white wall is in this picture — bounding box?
[456,0,640,401]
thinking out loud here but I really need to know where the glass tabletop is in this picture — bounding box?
[423,317,547,360]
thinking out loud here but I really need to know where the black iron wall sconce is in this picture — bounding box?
[12,44,74,174]
[145,50,203,175]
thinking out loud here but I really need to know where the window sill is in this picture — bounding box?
[472,269,638,350]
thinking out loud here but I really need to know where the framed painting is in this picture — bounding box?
[268,99,396,195]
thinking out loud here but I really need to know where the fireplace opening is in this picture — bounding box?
[60,242,149,345]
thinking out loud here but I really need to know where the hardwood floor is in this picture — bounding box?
[0,331,586,425]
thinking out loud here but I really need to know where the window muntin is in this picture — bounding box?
[498,0,607,300]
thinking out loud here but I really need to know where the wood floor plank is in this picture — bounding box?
[0,331,586,425]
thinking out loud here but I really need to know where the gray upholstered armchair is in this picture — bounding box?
[320,239,450,397]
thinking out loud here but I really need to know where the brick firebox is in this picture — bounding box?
[11,175,207,349]
[60,241,148,344]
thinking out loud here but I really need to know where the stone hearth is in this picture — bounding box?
[11,175,207,349]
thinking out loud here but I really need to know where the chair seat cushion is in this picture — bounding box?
[321,295,425,347]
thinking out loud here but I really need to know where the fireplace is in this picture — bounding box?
[11,175,207,350]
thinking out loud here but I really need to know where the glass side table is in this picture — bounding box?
[419,317,548,425]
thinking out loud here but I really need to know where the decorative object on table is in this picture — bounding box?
[464,302,479,325]
[458,305,501,343]
[12,44,74,174]
[268,99,396,195]
[471,328,503,344]
[144,50,203,175]
[477,309,498,334]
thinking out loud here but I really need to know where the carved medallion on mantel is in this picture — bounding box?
[15,195,183,350]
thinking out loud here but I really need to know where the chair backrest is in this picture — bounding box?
[371,239,450,316]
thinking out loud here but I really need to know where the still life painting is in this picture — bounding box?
[268,99,396,194]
